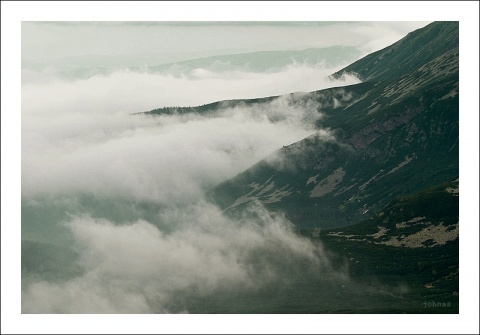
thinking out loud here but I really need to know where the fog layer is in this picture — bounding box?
[21,21,424,313]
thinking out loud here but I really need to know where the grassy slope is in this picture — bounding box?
[297,179,459,313]
[210,22,459,230]
[331,21,459,82]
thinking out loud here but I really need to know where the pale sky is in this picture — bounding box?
[22,21,431,63]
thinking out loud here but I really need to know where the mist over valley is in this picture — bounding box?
[20,21,461,315]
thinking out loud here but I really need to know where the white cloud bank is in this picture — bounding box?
[21,61,359,313]
[22,20,417,314]
[22,64,359,203]
[22,202,342,313]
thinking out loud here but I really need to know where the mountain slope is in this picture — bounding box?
[331,21,458,82]
[210,21,459,230]
[138,21,460,313]
[304,179,459,313]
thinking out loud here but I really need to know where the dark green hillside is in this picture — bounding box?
[210,21,458,230]
[331,21,458,82]
[142,94,278,117]
[173,180,460,314]
[211,68,458,228]
[315,178,459,240]
[129,22,460,313]
[297,179,459,313]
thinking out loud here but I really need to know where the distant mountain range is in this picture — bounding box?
[22,45,362,80]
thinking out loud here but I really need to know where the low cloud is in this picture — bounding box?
[22,63,360,109]
[22,59,360,314]
[22,202,343,313]
[22,65,358,204]
[22,98,319,203]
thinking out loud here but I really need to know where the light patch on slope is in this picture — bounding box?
[326,232,358,239]
[446,187,459,194]
[262,185,294,204]
[440,86,459,100]
[359,169,385,190]
[306,174,319,186]
[225,177,293,211]
[224,195,258,211]
[330,220,458,249]
[381,48,459,105]
[367,102,382,115]
[395,216,427,229]
[368,226,388,239]
[334,183,358,197]
[358,155,415,192]
[385,154,415,176]
[256,181,275,196]
[379,223,459,248]
[310,167,345,198]
[244,182,263,195]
